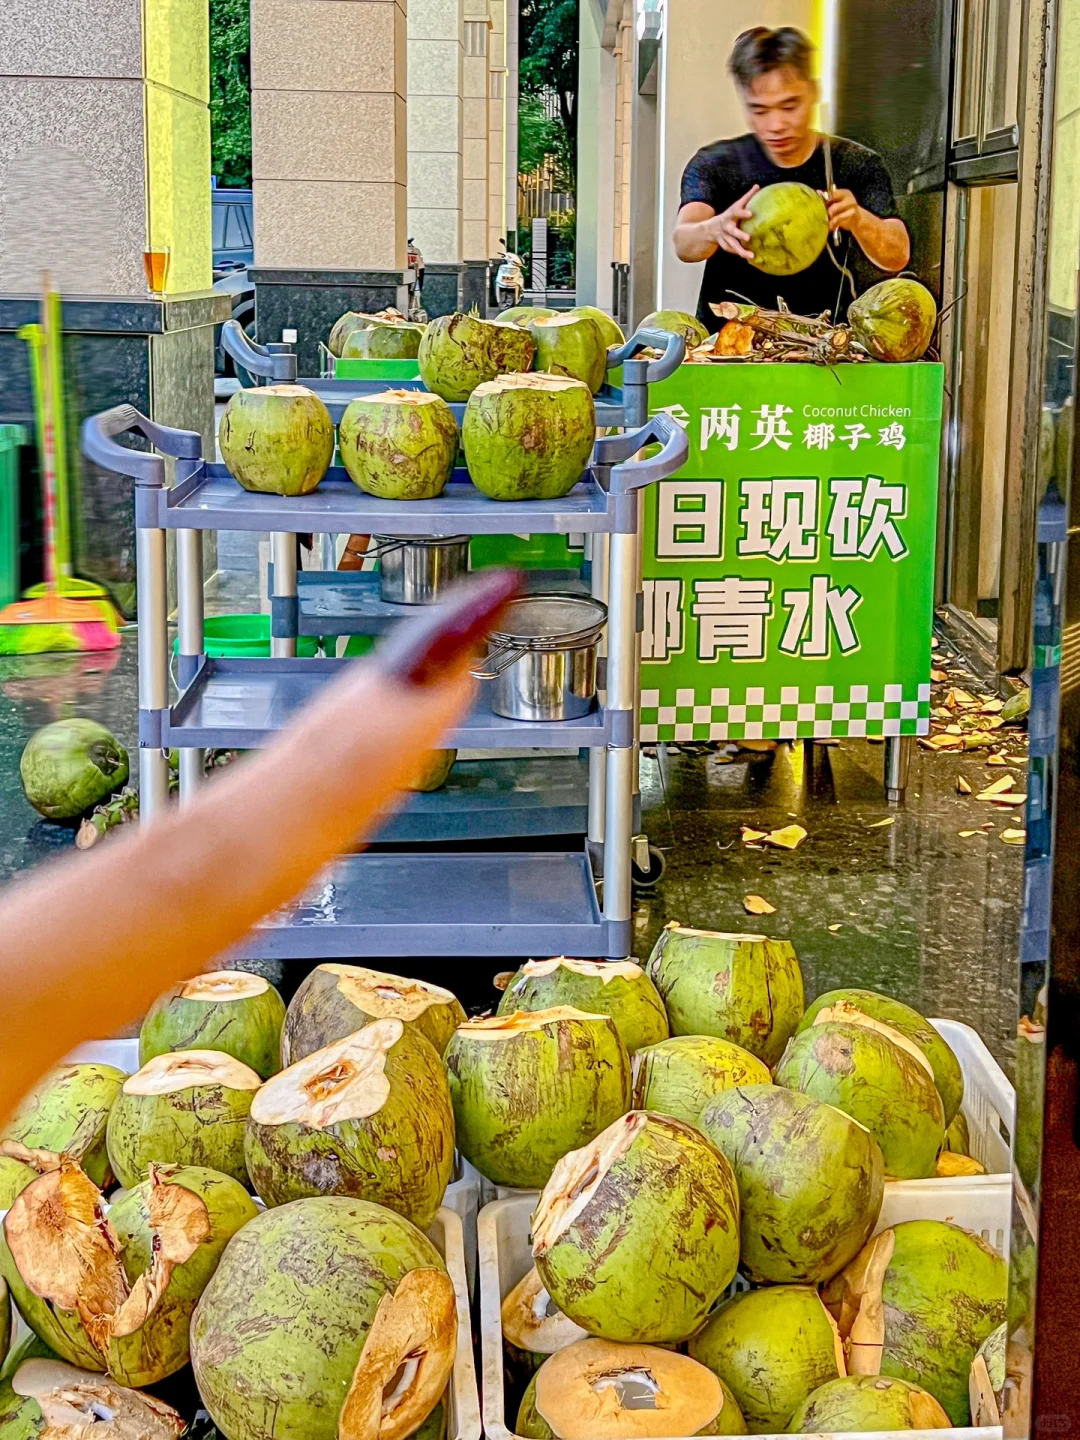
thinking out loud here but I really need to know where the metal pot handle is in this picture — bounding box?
[470,641,526,680]
[364,538,408,561]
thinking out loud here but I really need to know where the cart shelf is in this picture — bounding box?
[166,656,611,750]
[228,849,624,960]
[374,755,591,843]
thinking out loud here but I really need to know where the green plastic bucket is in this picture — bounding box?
[173,614,319,658]
[0,424,27,607]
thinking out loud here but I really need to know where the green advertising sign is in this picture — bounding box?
[641,362,944,742]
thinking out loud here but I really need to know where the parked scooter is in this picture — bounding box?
[407,237,426,321]
[495,240,525,309]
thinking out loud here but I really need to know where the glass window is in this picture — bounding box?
[983,0,1022,136]
[954,0,987,142]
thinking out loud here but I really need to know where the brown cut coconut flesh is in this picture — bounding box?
[11,1359,186,1440]
[501,1267,589,1356]
[120,1052,262,1098]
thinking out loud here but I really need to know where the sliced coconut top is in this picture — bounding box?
[250,1020,407,1128]
[533,1339,724,1440]
[501,1266,590,1354]
[516,958,646,985]
[321,964,459,1019]
[532,1112,646,1254]
[366,390,448,408]
[250,384,319,400]
[532,314,596,331]
[13,1360,186,1440]
[123,1051,263,1097]
[661,922,767,943]
[472,373,590,398]
[338,1268,457,1440]
[457,1008,610,1042]
[811,1003,936,1079]
[178,971,269,1002]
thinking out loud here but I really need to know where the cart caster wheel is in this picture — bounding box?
[632,841,666,890]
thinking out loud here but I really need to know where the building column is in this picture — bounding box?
[487,0,507,257]
[409,0,465,317]
[250,0,410,371]
[462,0,491,309]
[0,0,224,611]
[576,0,617,308]
[504,0,520,247]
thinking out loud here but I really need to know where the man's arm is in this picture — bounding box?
[673,187,760,264]
[826,189,910,272]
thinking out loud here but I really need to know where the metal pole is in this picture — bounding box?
[602,528,638,951]
[270,532,298,658]
[176,529,205,804]
[136,526,171,822]
[588,532,610,846]
[884,734,912,805]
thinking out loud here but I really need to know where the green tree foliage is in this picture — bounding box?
[519,0,578,170]
[210,0,252,187]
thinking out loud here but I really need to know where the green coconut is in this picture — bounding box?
[245,1020,455,1227]
[497,958,669,1055]
[787,1375,950,1433]
[632,1037,769,1130]
[742,182,829,277]
[190,1196,457,1440]
[445,1009,631,1190]
[646,925,804,1066]
[417,312,535,402]
[699,1084,884,1285]
[689,1286,844,1434]
[500,305,557,328]
[139,971,286,1080]
[338,389,458,501]
[638,310,709,347]
[282,964,466,1064]
[824,1219,1008,1425]
[0,1159,39,1211]
[970,1321,1007,1425]
[529,314,607,394]
[0,1161,254,1383]
[0,1357,185,1440]
[462,373,596,501]
[19,721,128,822]
[796,989,963,1124]
[848,277,938,362]
[3,1064,125,1189]
[340,320,425,361]
[105,1052,261,1189]
[532,1111,740,1344]
[570,306,625,350]
[410,749,457,792]
[0,1334,58,1385]
[518,1339,747,1438]
[411,1398,448,1440]
[774,1022,945,1179]
[219,385,335,496]
[329,311,373,357]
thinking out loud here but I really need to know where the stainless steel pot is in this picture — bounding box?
[370,534,470,604]
[471,594,608,722]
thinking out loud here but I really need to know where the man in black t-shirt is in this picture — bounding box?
[673,27,911,331]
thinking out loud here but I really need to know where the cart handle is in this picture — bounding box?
[221,319,298,383]
[594,411,689,489]
[81,405,202,486]
[608,328,686,383]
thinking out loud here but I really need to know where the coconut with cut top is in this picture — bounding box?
[2,1065,126,1191]
[516,1338,747,1439]
[496,959,668,1056]
[444,1009,630,1190]
[699,1084,884,1286]
[774,1022,945,1180]
[0,1161,255,1384]
[338,391,459,501]
[282,964,466,1064]
[105,1052,261,1189]
[418,312,535,402]
[139,971,286,1080]
[501,1266,590,1380]
[532,1111,740,1345]
[788,1374,950,1433]
[646,925,804,1067]
[1,1357,185,1440]
[529,314,607,394]
[190,1195,456,1440]
[631,1036,770,1129]
[462,374,596,502]
[341,320,425,361]
[245,1019,454,1227]
[218,385,335,496]
[795,988,963,1124]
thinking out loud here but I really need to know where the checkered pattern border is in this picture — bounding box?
[639,683,932,742]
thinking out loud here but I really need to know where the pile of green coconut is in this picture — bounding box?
[0,964,472,1440]
[448,942,1008,1437]
[218,300,704,505]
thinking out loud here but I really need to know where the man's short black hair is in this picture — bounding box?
[728,27,814,88]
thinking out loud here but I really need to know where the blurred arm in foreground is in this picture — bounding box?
[0,571,519,1121]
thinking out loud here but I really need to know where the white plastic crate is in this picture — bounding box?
[930,1019,1014,1178]
[64,1037,140,1072]
[478,1187,1008,1440]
